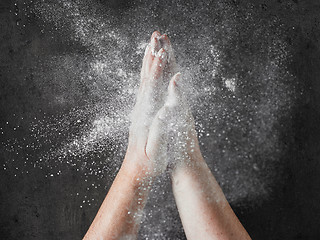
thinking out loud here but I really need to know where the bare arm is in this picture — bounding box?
[83,153,153,239]
[172,157,251,240]
[166,74,251,240]
[84,31,170,240]
[84,31,251,239]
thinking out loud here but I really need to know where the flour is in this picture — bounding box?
[4,0,296,203]
[2,1,298,239]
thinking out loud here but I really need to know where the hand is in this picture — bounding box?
[162,73,202,170]
[126,31,176,176]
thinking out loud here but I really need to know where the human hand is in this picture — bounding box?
[126,31,175,176]
[161,73,202,170]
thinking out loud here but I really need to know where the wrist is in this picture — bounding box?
[122,149,155,181]
[171,152,205,176]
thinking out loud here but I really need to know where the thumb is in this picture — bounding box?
[168,72,181,101]
[166,72,188,111]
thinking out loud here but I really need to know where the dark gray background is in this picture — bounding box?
[1,0,320,239]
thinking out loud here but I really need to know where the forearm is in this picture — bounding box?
[172,156,251,240]
[84,154,152,240]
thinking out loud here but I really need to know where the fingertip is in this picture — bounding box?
[160,34,169,42]
[168,78,176,96]
[151,31,161,40]
[159,34,170,45]
[167,73,182,105]
[169,72,181,88]
[172,72,181,85]
[151,37,161,55]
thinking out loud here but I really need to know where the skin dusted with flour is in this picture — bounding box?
[83,32,251,240]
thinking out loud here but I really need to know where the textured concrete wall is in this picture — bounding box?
[1,0,320,239]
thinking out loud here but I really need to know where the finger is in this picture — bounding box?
[166,73,195,127]
[159,34,178,73]
[159,34,174,65]
[141,44,152,77]
[166,72,182,107]
[159,34,171,52]
[142,31,161,75]
[169,72,181,90]
[142,33,161,76]
[151,32,161,55]
[151,48,168,81]
[151,31,161,41]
